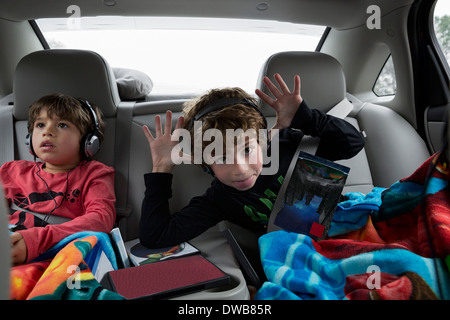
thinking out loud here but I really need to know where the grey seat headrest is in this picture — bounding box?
[13,49,120,120]
[256,51,347,116]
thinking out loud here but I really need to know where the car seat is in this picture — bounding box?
[8,49,134,236]
[256,51,430,191]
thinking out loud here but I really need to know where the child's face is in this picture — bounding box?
[208,137,263,191]
[31,109,82,173]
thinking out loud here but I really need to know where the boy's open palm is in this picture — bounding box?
[255,73,303,131]
[142,110,184,173]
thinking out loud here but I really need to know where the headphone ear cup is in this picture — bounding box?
[25,133,37,157]
[77,99,100,159]
[82,133,100,159]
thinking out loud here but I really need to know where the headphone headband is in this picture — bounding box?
[77,99,99,136]
[188,97,266,130]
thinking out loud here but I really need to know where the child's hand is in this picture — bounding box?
[142,110,184,173]
[11,232,27,266]
[255,73,303,130]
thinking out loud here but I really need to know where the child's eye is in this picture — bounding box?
[244,146,254,154]
[57,122,69,129]
[35,122,44,128]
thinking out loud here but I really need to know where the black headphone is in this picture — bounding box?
[187,97,267,131]
[26,98,100,159]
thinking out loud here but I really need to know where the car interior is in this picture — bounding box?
[0,0,449,301]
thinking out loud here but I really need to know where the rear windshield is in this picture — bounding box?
[36,17,326,96]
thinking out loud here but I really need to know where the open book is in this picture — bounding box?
[268,151,350,240]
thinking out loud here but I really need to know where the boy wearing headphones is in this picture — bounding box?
[0,93,116,265]
[140,74,365,248]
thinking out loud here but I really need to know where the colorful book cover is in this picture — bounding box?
[272,152,350,240]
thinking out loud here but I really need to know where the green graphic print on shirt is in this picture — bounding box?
[243,175,284,224]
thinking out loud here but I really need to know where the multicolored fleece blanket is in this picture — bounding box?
[256,153,450,300]
[10,231,124,300]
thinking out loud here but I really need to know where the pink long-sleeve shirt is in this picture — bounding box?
[0,160,116,262]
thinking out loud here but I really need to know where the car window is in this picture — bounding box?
[36,17,325,96]
[373,0,450,97]
[433,0,450,67]
[373,55,396,97]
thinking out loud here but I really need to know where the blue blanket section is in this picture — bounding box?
[327,187,384,237]
[256,174,450,300]
[376,178,448,221]
[33,231,119,271]
[256,231,450,300]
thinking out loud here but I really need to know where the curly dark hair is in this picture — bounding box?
[28,93,105,143]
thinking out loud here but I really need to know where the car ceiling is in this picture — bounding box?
[0,0,414,30]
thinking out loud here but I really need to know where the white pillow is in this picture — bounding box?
[113,68,153,100]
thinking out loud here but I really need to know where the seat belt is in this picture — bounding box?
[113,101,135,224]
[10,202,71,225]
[267,97,354,231]
[268,135,306,231]
[325,97,354,119]
[297,97,354,155]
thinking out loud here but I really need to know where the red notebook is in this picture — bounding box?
[102,254,230,299]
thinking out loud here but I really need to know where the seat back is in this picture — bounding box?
[125,100,214,239]
[256,51,430,191]
[257,51,347,116]
[7,48,212,241]
[257,51,374,193]
[353,101,430,187]
[13,49,119,166]
[10,49,138,233]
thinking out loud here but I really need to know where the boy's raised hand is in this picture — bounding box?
[142,110,184,173]
[255,73,303,130]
